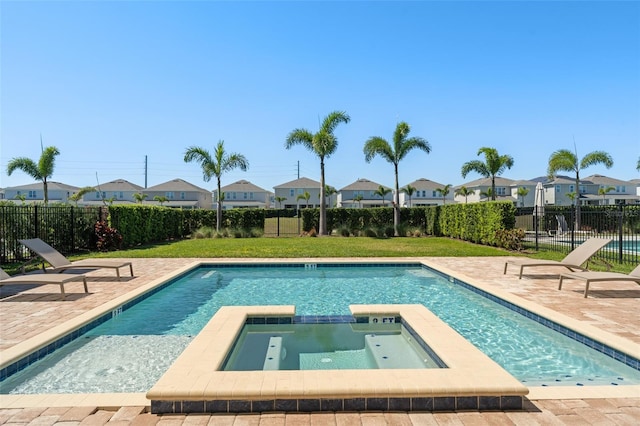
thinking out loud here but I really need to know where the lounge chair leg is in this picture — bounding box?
[503,262,508,275]
[60,284,65,295]
[129,264,134,277]
[584,282,590,298]
[518,266,524,279]
[558,276,564,290]
[82,277,88,293]
[116,269,121,281]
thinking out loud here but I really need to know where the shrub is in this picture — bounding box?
[495,228,525,251]
[94,221,123,251]
[338,226,350,237]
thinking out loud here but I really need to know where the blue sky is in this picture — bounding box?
[1,1,639,193]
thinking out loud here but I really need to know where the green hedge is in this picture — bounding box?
[108,206,266,247]
[430,201,516,245]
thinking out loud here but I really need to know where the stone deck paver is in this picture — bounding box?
[1,257,639,425]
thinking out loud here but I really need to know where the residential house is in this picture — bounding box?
[273,177,325,209]
[216,180,272,209]
[401,178,452,206]
[337,178,392,208]
[453,177,515,204]
[2,181,79,204]
[509,180,538,207]
[143,178,212,209]
[544,176,592,207]
[581,174,639,205]
[81,179,144,206]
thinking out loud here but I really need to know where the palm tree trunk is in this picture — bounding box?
[393,164,400,236]
[216,179,222,232]
[491,175,496,201]
[319,158,327,235]
[575,173,581,230]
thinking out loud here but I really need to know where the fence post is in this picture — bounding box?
[618,204,624,264]
[34,204,39,238]
[70,206,75,251]
[277,212,280,237]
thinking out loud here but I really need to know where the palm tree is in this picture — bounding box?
[516,187,529,207]
[154,195,169,206]
[401,184,416,207]
[461,147,514,201]
[435,184,452,205]
[548,148,613,229]
[455,186,474,204]
[7,144,60,204]
[598,186,615,205]
[275,196,287,209]
[68,186,96,206]
[353,194,364,208]
[184,141,249,232]
[374,185,392,206]
[14,194,26,205]
[133,193,148,204]
[286,111,350,235]
[363,122,431,236]
[324,185,337,207]
[296,191,311,208]
[480,188,494,201]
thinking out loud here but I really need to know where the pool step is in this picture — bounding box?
[263,336,283,370]
[365,334,427,369]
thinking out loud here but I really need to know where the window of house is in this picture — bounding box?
[579,185,587,194]
[297,188,303,194]
[166,192,174,199]
[250,192,254,200]
[119,192,124,199]
[616,185,625,192]
[243,192,248,200]
[290,189,294,197]
[28,190,36,198]
[569,185,574,193]
[180,192,185,200]
[555,185,561,193]
[496,187,506,196]
[432,190,437,197]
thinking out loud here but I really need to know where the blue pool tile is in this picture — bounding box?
[206,400,228,413]
[228,400,251,413]
[501,396,523,410]
[251,400,275,412]
[343,398,365,411]
[275,399,297,411]
[366,398,388,411]
[151,400,174,414]
[411,397,433,411]
[479,396,501,410]
[456,396,478,410]
[181,401,204,413]
[320,399,343,411]
[298,399,320,412]
[389,398,411,411]
[433,397,455,411]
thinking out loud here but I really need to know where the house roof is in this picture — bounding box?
[98,179,144,192]
[459,177,514,188]
[5,181,80,191]
[145,178,210,193]
[274,177,322,189]
[340,178,389,191]
[583,174,632,186]
[510,179,537,186]
[406,178,446,190]
[221,180,267,192]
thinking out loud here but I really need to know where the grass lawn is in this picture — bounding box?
[89,236,510,258]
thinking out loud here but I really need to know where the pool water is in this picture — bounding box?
[222,323,442,371]
[2,264,639,394]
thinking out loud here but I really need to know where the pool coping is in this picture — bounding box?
[1,258,639,409]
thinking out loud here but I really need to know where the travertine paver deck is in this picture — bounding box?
[1,256,639,424]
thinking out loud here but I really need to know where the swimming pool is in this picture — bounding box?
[1,262,639,395]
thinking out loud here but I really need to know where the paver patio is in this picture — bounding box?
[1,257,639,424]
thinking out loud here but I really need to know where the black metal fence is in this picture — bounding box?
[515,205,639,266]
[263,209,302,236]
[0,205,105,264]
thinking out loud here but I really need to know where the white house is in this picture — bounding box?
[2,181,79,204]
[81,179,144,206]
[509,180,538,207]
[401,178,453,206]
[143,178,212,209]
[580,174,639,205]
[273,177,326,209]
[216,180,272,209]
[453,177,515,204]
[337,178,392,208]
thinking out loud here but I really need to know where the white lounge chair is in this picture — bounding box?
[1,268,88,295]
[19,238,133,280]
[558,264,640,297]
[503,237,612,279]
